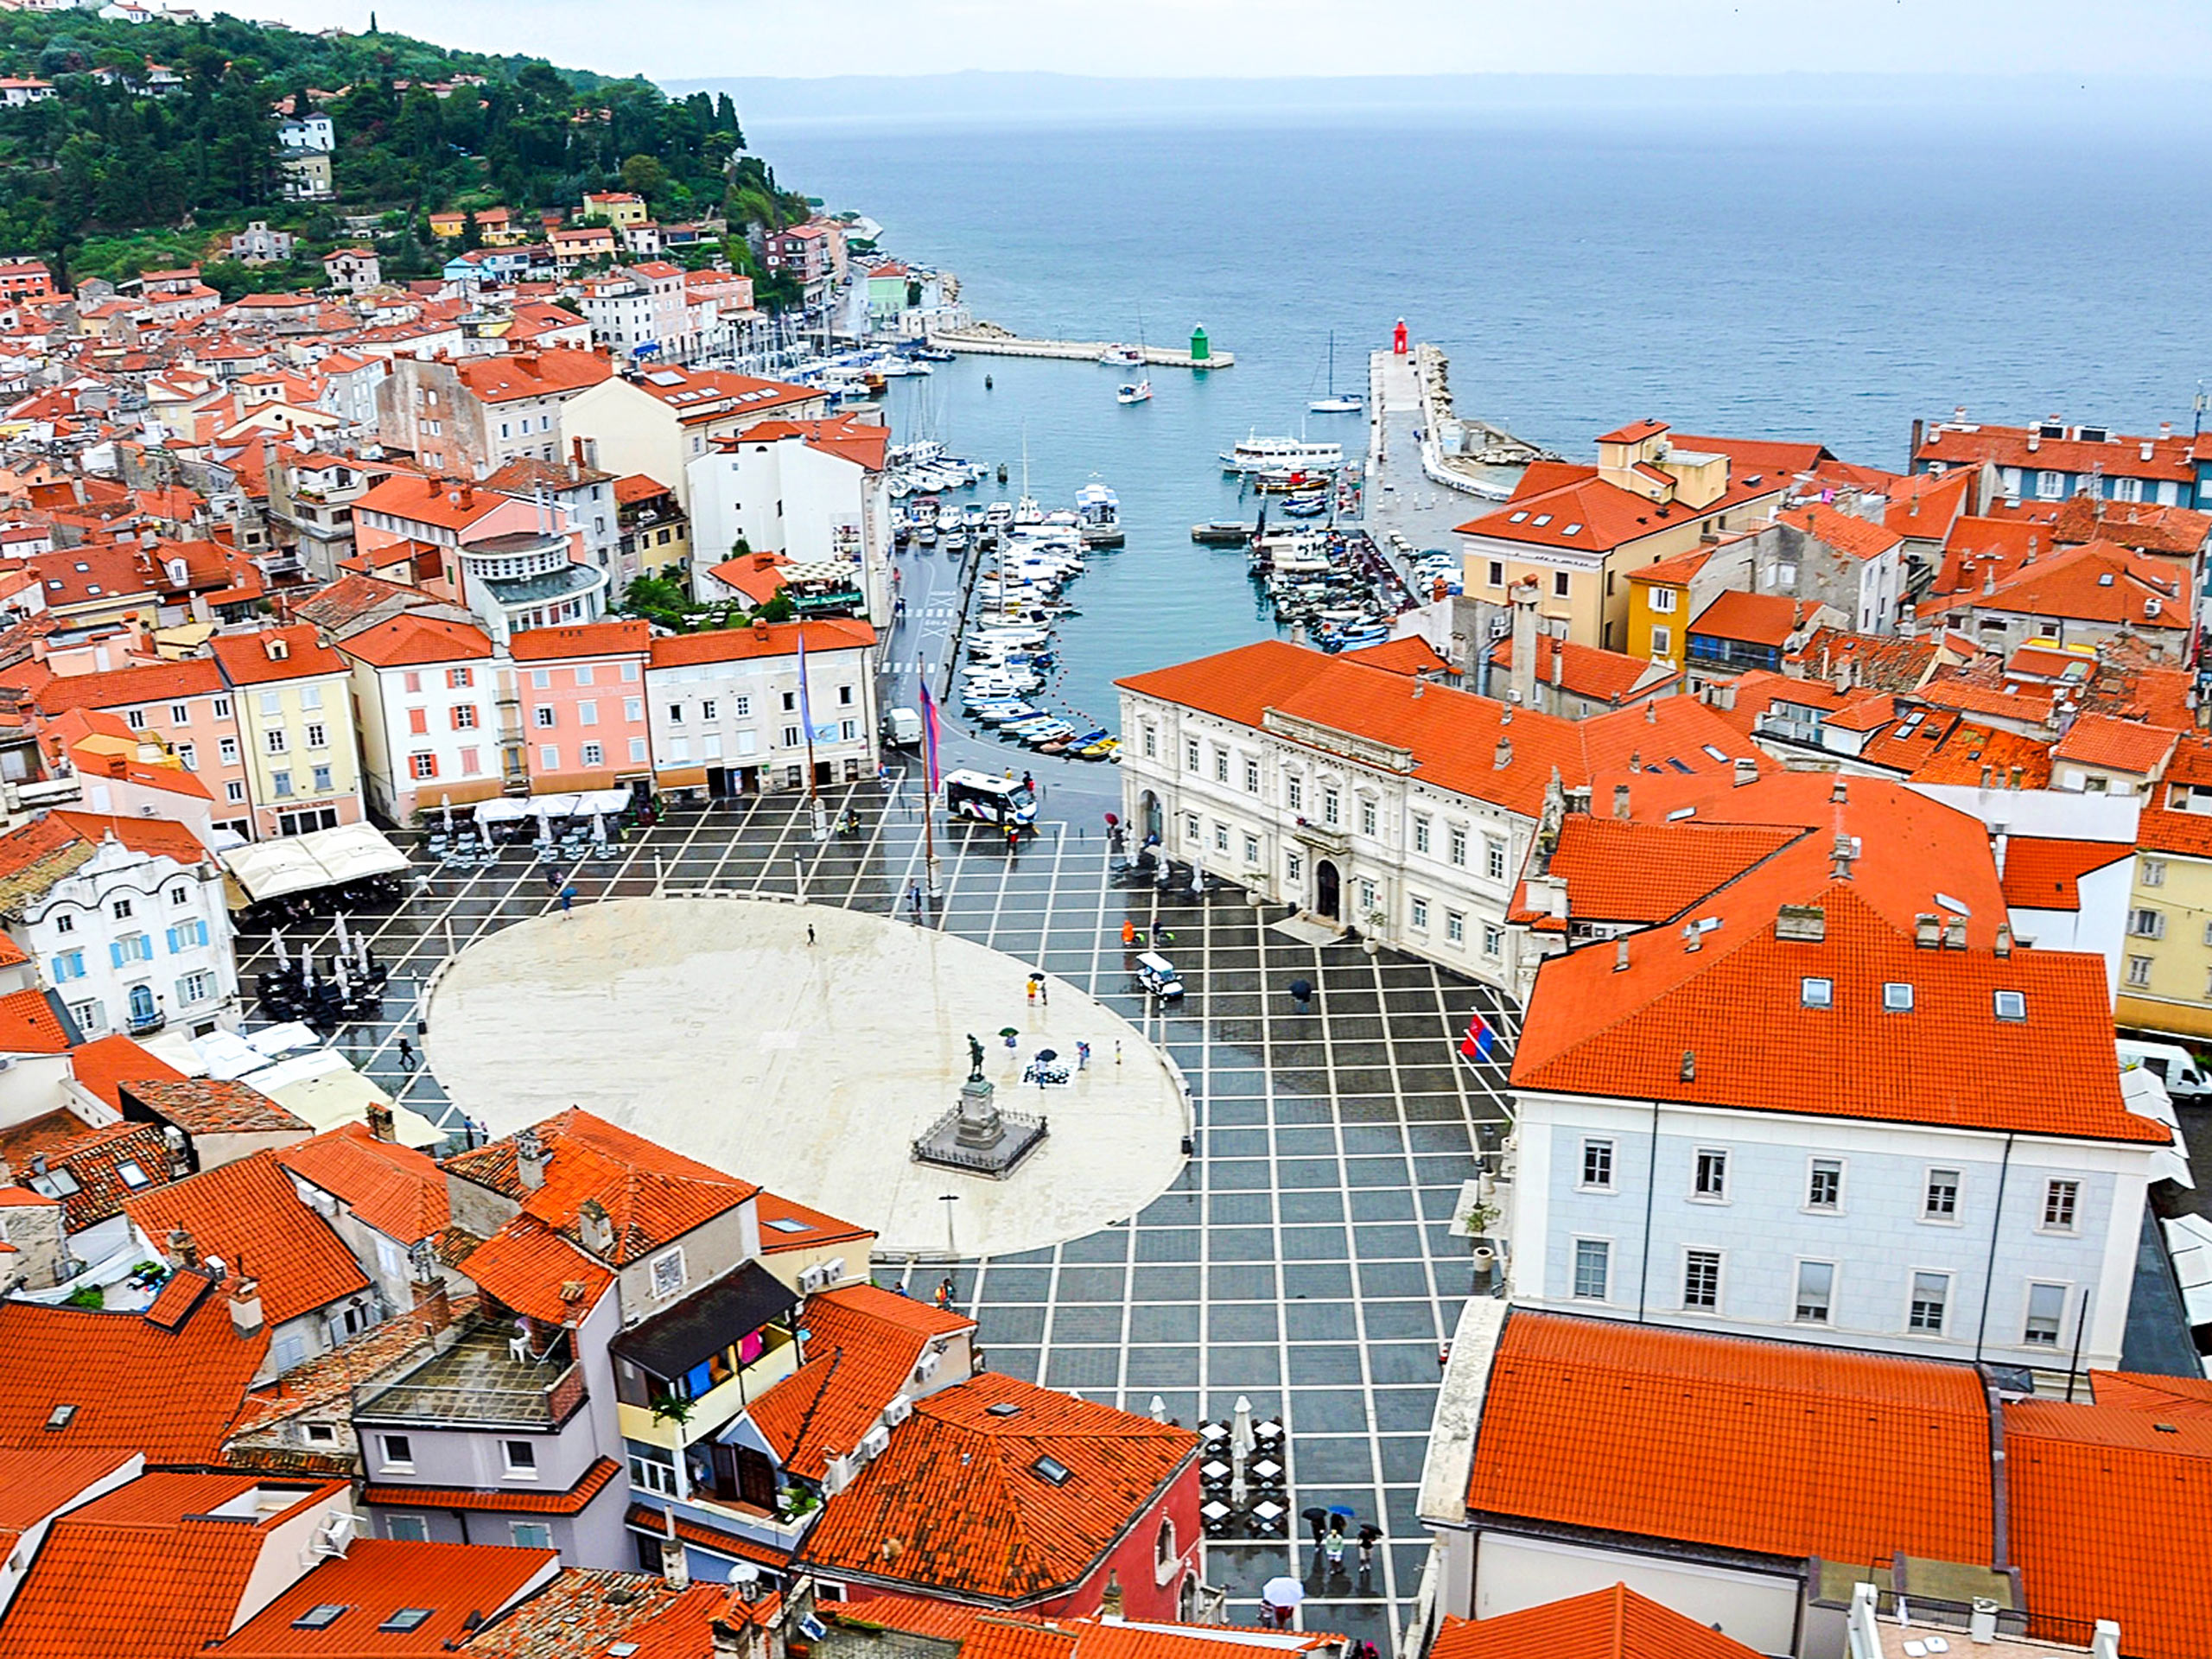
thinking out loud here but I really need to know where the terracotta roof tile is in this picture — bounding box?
[648,617,876,669]
[748,1283,973,1479]
[0,986,70,1054]
[338,613,496,669]
[1999,837,2133,912]
[1533,816,1802,925]
[1688,588,1815,648]
[122,1077,307,1135]
[621,1503,798,1572]
[461,1568,721,1659]
[754,1189,876,1255]
[1775,501,1904,562]
[0,1114,176,1228]
[2050,712,2178,774]
[214,1538,556,1658]
[209,624,346,687]
[362,1456,622,1515]
[27,657,225,714]
[126,1152,370,1324]
[798,1375,1195,1605]
[457,1214,614,1325]
[67,1033,187,1109]
[1466,1311,1993,1567]
[0,1286,265,1462]
[506,620,650,662]
[1430,1586,1763,1659]
[275,1124,449,1244]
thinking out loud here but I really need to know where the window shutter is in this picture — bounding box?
[166,926,180,954]
[110,942,125,969]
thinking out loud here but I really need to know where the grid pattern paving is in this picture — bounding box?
[231,781,1517,1650]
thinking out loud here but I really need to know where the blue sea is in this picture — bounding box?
[755,104,2212,728]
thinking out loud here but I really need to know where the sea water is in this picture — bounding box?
[761,106,2212,727]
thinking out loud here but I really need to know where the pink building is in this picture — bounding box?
[510,620,653,793]
[32,658,256,840]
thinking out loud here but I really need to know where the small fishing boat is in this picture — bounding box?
[1281,493,1328,518]
[1075,480,1124,548]
[1192,521,1254,546]
[1116,378,1152,405]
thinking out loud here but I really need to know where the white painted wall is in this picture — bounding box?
[1475,1529,1799,1654]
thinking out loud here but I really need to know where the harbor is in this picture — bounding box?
[928,321,1235,368]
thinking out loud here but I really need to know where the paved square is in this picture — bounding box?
[232,781,1517,1649]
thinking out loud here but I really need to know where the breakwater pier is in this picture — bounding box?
[928,321,1234,368]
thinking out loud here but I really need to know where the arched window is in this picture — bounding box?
[1154,1515,1175,1570]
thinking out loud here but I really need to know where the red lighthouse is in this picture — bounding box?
[1392,317,1408,355]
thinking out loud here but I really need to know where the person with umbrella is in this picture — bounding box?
[1259,1577,1303,1630]
[1300,1506,1329,1548]
[1356,1522,1382,1576]
[1288,977,1314,1014]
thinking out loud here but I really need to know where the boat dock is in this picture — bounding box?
[928,323,1233,369]
[1354,342,1556,555]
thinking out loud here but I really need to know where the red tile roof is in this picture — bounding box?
[1430,1586,1763,1659]
[1915,421,2197,485]
[1999,837,2133,912]
[0,986,70,1054]
[1923,538,2190,631]
[1119,641,1760,819]
[461,1568,724,1659]
[1466,1311,1994,1567]
[0,1473,338,1659]
[340,613,496,669]
[67,1033,187,1109]
[0,1286,265,1462]
[48,809,211,869]
[1595,419,1669,445]
[451,349,613,404]
[622,1503,798,1572]
[0,1114,177,1228]
[736,416,890,472]
[1775,501,1904,562]
[754,1189,877,1255]
[2050,712,2178,775]
[1688,588,1816,648]
[122,1077,306,1135]
[0,1446,139,1535]
[749,1283,974,1479]
[798,1374,1195,1605]
[209,625,346,687]
[362,1455,622,1515]
[648,617,877,668]
[1512,774,2166,1144]
[445,1109,760,1266]
[213,1538,556,1658]
[1532,816,1802,925]
[1457,467,1770,555]
[506,620,651,662]
[455,1214,615,1325]
[2088,1369,2212,1421]
[27,657,225,714]
[2005,1399,2212,1659]
[1338,636,1450,677]
[274,1124,448,1243]
[1484,634,1669,705]
[126,1152,371,1324]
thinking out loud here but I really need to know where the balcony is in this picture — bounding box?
[354,1320,585,1430]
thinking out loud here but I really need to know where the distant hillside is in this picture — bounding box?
[0,10,810,291]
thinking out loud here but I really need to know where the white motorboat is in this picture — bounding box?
[985,500,1014,527]
[1220,434,1344,474]
[1075,480,1124,547]
[943,531,968,554]
[963,502,988,527]
[1098,344,1144,366]
[1014,497,1044,527]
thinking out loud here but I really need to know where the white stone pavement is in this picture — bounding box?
[427,897,1189,1257]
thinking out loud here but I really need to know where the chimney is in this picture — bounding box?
[1970,1601,1999,1645]
[2007,766,2024,789]
[1629,750,1641,772]
[1732,757,1758,787]
[1992,825,2009,876]
[1681,922,1701,954]
[1614,938,1631,972]
[2026,431,2039,452]
[167,1224,200,1269]
[1830,835,1855,880]
[1612,783,1631,819]
[578,1196,615,1257]
[1982,564,1996,596]
[1829,777,1848,804]
[1777,903,1827,943]
[1509,580,1538,709]
[1101,1572,1126,1624]
[514,1126,548,1190]
[365,1100,395,1141]
[410,1274,454,1333]
[1916,912,1942,949]
[1942,916,1967,950]
[1493,736,1512,769]
[1994,923,2013,958]
[1643,696,1657,725]
[162,1124,190,1180]
[460,481,474,510]
[659,1509,689,1589]
[1679,1050,1696,1083]
[227,1273,265,1338]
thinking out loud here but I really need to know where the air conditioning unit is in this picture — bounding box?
[881,1395,912,1427]
[859,1425,889,1461]
[821,1255,846,1287]
[911,1350,941,1387]
[822,1452,850,1496]
[798,1264,829,1294]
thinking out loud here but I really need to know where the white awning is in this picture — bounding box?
[219,823,409,902]
[571,789,632,816]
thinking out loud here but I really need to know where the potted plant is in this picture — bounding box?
[649,1390,695,1428]
[1363,909,1389,955]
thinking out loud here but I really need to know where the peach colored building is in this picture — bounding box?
[31,658,256,840]
[510,620,653,794]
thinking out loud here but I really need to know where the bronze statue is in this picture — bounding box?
[967,1033,986,1082]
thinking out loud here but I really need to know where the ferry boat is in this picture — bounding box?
[1220,434,1344,474]
[1116,378,1153,405]
[1075,480,1124,548]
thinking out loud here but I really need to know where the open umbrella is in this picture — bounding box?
[1034,1049,1058,1064]
[590,810,607,846]
[535,803,554,844]
[1260,1579,1303,1611]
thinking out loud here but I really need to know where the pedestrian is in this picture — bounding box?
[544,867,563,894]
[1025,975,1038,1006]
[1121,918,1136,948]
[1114,1039,1122,1066]
[558,882,575,918]
[1021,770,1033,792]
[1038,976,1048,1007]
[807,924,817,946]
[1324,1530,1345,1573]
[1300,1508,1328,1548]
[397,1035,416,1072]
[1289,977,1314,1014]
[935,1276,954,1309]
[1077,1040,1090,1071]
[1357,1523,1382,1574]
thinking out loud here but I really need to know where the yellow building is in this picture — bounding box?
[1621,546,1714,669]
[581,190,649,228]
[428,210,467,240]
[2109,734,2212,1040]
[210,625,366,839]
[1455,421,1789,653]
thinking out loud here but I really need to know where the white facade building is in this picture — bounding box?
[685,418,893,623]
[645,619,880,797]
[1114,639,1764,990]
[12,822,238,1040]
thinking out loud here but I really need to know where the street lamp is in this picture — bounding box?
[939,1192,961,1256]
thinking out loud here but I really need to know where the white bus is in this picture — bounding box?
[944,769,1038,830]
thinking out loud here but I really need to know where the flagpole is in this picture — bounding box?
[919,682,944,898]
[798,621,826,843]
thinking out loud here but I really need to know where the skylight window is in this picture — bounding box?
[1993,990,2026,1021]
[984,1402,1022,1417]
[1801,977,1834,1009]
[117,1160,149,1189]
[29,1168,80,1198]
[1933,891,1970,916]
[1884,982,1915,1012]
[1562,523,1583,536]
[1701,745,1729,762]
[293,1606,348,1631]
[1507,511,1529,524]
[379,1610,434,1633]
[1532,514,1554,527]
[1031,1455,1074,1485]
[766,1217,813,1233]
[45,1404,77,1430]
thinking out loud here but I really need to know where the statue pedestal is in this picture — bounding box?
[955,1078,1006,1149]
[914,1075,1047,1180]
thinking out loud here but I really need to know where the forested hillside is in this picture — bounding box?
[0,10,810,292]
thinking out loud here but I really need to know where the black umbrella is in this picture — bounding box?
[1288,979,1313,1001]
[1034,1049,1058,1064]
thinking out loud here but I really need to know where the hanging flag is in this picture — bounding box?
[918,681,944,796]
[794,624,812,739]
[1458,1015,1497,1063]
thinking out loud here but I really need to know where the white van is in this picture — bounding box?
[880,708,924,748]
[2118,1037,2212,1103]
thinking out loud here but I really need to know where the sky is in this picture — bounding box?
[216,0,2212,84]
